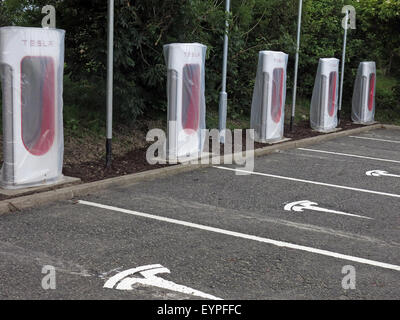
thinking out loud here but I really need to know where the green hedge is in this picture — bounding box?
[1,0,399,126]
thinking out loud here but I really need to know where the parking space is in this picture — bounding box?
[295,128,400,163]
[350,128,400,141]
[0,127,399,300]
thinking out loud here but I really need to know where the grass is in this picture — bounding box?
[289,96,311,123]
[376,70,398,90]
[206,108,250,130]
[375,109,400,126]
[374,70,400,125]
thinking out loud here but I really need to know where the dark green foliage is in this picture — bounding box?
[0,0,399,125]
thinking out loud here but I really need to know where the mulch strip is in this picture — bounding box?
[64,118,364,183]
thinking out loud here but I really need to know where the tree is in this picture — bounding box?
[1,0,398,123]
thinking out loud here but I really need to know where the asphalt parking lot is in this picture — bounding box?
[0,127,399,300]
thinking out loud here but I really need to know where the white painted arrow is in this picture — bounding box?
[104,264,222,300]
[284,200,373,220]
[366,170,400,178]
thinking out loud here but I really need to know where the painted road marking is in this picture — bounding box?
[104,264,222,300]
[298,148,400,164]
[213,166,400,199]
[366,170,400,178]
[349,136,400,144]
[78,200,400,272]
[284,201,373,220]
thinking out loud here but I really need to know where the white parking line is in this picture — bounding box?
[213,166,400,199]
[78,200,400,272]
[349,136,400,144]
[298,148,400,164]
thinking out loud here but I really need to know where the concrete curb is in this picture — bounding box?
[0,163,208,215]
[0,123,397,215]
[381,124,400,131]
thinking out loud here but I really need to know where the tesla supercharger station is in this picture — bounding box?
[310,58,340,132]
[163,43,207,160]
[250,51,288,143]
[0,27,65,189]
[352,62,376,124]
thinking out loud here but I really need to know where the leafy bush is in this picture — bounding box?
[63,74,105,134]
[1,0,399,126]
[393,84,400,104]
[376,86,398,111]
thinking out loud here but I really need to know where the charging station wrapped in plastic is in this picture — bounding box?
[352,62,376,124]
[310,58,339,132]
[164,43,207,159]
[0,27,65,189]
[250,51,288,143]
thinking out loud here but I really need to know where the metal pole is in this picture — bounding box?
[290,0,303,132]
[338,10,349,125]
[106,0,114,168]
[218,0,230,144]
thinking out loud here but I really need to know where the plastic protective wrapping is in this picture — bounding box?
[310,58,339,132]
[163,43,207,159]
[352,62,376,124]
[250,51,288,143]
[0,27,65,189]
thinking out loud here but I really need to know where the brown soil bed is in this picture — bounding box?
[63,147,171,183]
[63,118,365,183]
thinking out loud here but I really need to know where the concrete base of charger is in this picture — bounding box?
[0,176,81,197]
